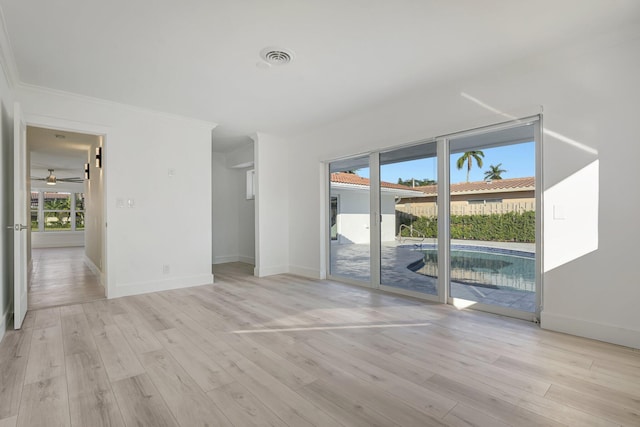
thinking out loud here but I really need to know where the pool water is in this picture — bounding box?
[418,248,535,292]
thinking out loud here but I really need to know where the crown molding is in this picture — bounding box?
[0,6,19,88]
[16,82,218,131]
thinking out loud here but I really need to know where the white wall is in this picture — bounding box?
[32,231,84,248]
[16,85,215,298]
[236,167,255,264]
[0,58,14,341]
[212,151,239,264]
[275,27,640,348]
[253,133,290,277]
[85,136,104,276]
[331,189,397,244]
[212,147,255,266]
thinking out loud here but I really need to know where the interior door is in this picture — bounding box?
[13,102,28,329]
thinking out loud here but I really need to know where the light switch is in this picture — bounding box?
[553,205,565,220]
[168,168,176,177]
[116,198,124,208]
[127,199,135,208]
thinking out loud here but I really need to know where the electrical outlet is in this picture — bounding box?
[162,264,170,274]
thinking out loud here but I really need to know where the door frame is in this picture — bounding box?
[22,113,112,298]
[442,118,542,322]
[13,102,28,329]
[325,115,543,321]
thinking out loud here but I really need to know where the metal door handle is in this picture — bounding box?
[7,224,28,231]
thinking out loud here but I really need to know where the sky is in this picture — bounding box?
[356,141,535,184]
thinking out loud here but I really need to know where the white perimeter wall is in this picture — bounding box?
[253,133,290,277]
[267,27,640,348]
[16,85,215,298]
[332,188,397,244]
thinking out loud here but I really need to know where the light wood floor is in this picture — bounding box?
[1,262,639,426]
[29,247,105,310]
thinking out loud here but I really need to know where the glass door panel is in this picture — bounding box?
[379,142,438,296]
[329,156,371,282]
[448,124,537,312]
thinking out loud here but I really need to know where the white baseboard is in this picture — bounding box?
[114,274,215,298]
[238,255,255,265]
[213,255,240,264]
[83,255,104,287]
[254,265,289,277]
[214,255,256,265]
[288,265,323,280]
[213,255,255,265]
[541,311,640,349]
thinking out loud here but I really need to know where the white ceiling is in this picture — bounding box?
[2,1,639,151]
[28,126,96,179]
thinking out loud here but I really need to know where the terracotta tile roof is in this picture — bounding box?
[415,176,535,196]
[331,172,420,191]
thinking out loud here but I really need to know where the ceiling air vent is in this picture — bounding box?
[260,47,294,66]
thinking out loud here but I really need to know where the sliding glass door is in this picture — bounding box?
[328,156,371,283]
[379,142,439,297]
[448,124,537,313]
[327,118,541,319]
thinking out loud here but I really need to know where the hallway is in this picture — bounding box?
[29,247,104,310]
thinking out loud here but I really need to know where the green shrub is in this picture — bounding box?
[400,211,535,242]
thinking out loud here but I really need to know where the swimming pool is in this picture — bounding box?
[402,244,535,292]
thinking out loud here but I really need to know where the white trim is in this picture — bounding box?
[213,255,256,265]
[535,116,544,320]
[289,265,323,280]
[437,137,450,303]
[213,255,241,264]
[21,113,112,301]
[114,274,214,298]
[17,83,217,130]
[369,152,381,287]
[541,311,640,350]
[83,254,104,287]
[255,265,289,278]
[238,255,255,265]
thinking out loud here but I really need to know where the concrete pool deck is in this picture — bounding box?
[330,239,536,312]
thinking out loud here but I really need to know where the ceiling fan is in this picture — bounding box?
[31,169,84,186]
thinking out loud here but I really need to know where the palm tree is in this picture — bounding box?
[484,163,507,181]
[456,151,484,182]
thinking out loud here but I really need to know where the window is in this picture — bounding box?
[31,191,85,232]
[75,193,85,230]
[44,192,72,231]
[30,191,39,230]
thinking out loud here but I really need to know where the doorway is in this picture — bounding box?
[327,118,541,321]
[27,126,105,309]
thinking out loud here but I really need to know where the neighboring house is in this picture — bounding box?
[330,172,423,244]
[397,177,535,217]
